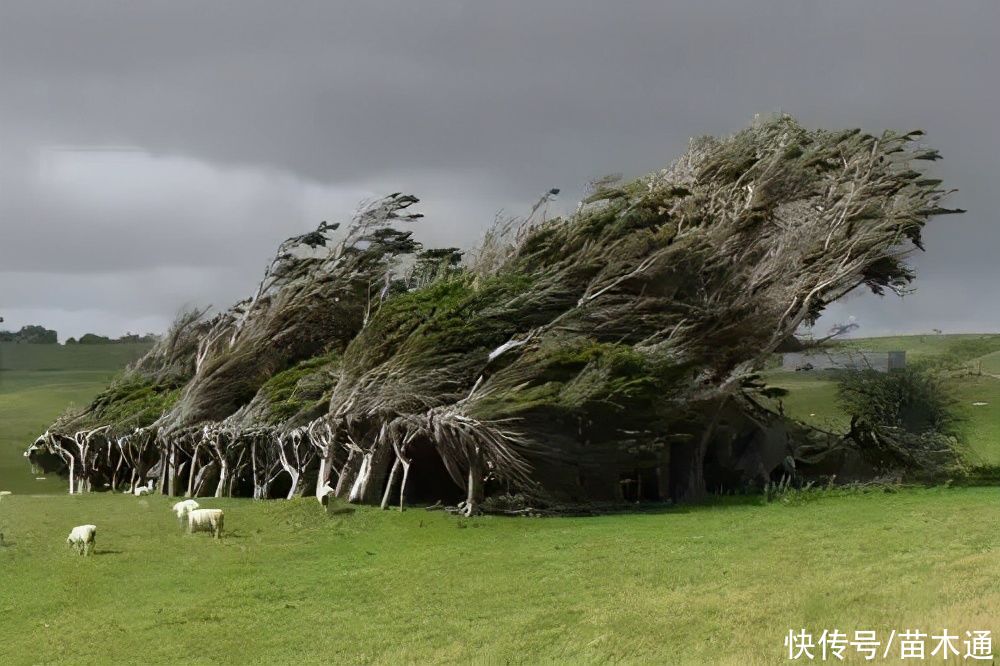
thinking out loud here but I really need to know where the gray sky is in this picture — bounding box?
[1,1,997,340]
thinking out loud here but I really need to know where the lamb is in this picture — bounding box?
[171,499,200,523]
[134,479,156,496]
[187,508,224,539]
[66,524,97,556]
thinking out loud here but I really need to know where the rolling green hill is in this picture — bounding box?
[0,343,151,494]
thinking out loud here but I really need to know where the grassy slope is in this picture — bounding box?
[765,334,1000,466]
[1,342,999,663]
[0,343,151,494]
[1,489,998,665]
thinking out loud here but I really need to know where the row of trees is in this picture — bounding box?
[0,325,57,344]
[28,116,963,509]
[0,325,158,345]
[65,333,159,345]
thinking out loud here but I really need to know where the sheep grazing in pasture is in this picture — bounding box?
[0,490,12,501]
[134,480,157,496]
[317,482,335,505]
[66,524,97,556]
[172,499,200,523]
[187,509,224,539]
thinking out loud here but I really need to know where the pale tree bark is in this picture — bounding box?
[278,427,316,500]
[463,446,484,517]
[380,458,401,510]
[309,418,339,503]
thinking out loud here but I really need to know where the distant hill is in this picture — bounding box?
[0,341,154,372]
[0,341,155,494]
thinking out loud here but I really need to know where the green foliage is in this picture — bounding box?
[258,352,340,424]
[837,365,964,476]
[346,271,537,374]
[86,377,183,430]
[0,325,58,344]
[77,333,113,344]
[470,338,675,424]
[837,366,960,437]
[31,117,963,500]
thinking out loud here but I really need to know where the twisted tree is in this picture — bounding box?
[28,116,962,507]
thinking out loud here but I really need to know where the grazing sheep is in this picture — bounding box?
[134,479,156,496]
[171,499,200,523]
[317,482,335,505]
[187,509,224,539]
[0,490,12,502]
[67,524,97,556]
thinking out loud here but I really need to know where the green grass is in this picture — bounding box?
[1,341,999,662]
[0,489,997,664]
[837,333,1000,364]
[0,343,150,494]
[765,334,1000,466]
[0,342,152,372]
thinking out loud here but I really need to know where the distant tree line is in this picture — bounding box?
[0,324,159,345]
[0,325,58,344]
[65,333,159,345]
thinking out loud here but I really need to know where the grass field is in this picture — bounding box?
[0,343,150,494]
[1,489,998,664]
[1,338,998,663]
[764,334,1000,466]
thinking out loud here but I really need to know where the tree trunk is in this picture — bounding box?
[215,459,229,498]
[671,400,726,503]
[398,460,410,511]
[463,452,483,517]
[111,452,125,492]
[348,452,372,503]
[356,439,394,505]
[192,460,216,497]
[167,442,178,496]
[334,449,360,498]
[186,452,200,498]
[286,470,302,500]
[158,446,169,495]
[380,458,401,510]
[316,448,338,501]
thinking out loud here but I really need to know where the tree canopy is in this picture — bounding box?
[29,116,962,509]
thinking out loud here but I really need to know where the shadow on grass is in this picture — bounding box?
[533,495,769,520]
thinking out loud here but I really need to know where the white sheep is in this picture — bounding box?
[172,499,200,523]
[67,524,97,556]
[134,479,157,496]
[0,490,12,502]
[187,508,224,539]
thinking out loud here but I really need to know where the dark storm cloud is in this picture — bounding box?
[1,1,997,339]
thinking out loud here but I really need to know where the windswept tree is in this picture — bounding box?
[29,116,961,506]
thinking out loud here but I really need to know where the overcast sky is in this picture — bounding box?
[1,1,997,340]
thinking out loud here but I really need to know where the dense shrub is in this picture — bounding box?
[837,365,963,476]
[837,366,959,436]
